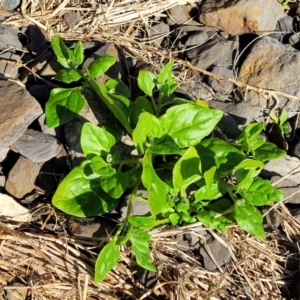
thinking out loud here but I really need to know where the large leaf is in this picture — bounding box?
[240,177,283,206]
[106,78,131,98]
[196,210,230,232]
[100,171,129,199]
[55,69,81,83]
[130,228,156,272]
[173,146,201,195]
[158,104,223,148]
[253,141,286,162]
[196,138,246,177]
[81,123,115,156]
[194,180,227,202]
[234,201,265,239]
[87,76,133,134]
[149,135,184,155]
[51,35,73,68]
[52,162,118,217]
[128,216,156,230]
[72,41,84,65]
[138,71,156,96]
[87,55,116,78]
[142,151,170,215]
[45,87,85,128]
[130,96,154,127]
[95,240,120,282]
[90,156,116,177]
[132,112,160,154]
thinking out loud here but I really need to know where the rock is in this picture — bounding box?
[0,24,22,50]
[150,22,170,45]
[209,100,261,126]
[5,156,41,199]
[216,113,240,140]
[28,84,52,108]
[262,156,300,184]
[238,37,300,114]
[167,5,199,26]
[0,147,9,162]
[261,206,281,230]
[135,266,157,289]
[0,51,20,78]
[13,129,61,163]
[199,0,285,36]
[28,25,48,56]
[200,232,231,271]
[269,16,293,43]
[67,216,116,238]
[38,114,63,140]
[292,140,300,159]
[208,67,234,94]
[5,282,28,300]
[288,33,300,50]
[0,81,42,150]
[38,54,63,76]
[0,193,31,223]
[270,176,300,205]
[63,12,81,27]
[0,174,5,191]
[176,227,207,251]
[185,31,209,47]
[187,34,238,70]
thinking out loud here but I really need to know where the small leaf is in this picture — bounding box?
[196,210,229,232]
[169,213,180,225]
[130,228,156,272]
[157,61,175,85]
[52,162,118,217]
[95,240,120,282]
[128,216,156,230]
[234,201,265,239]
[87,55,116,79]
[106,78,131,98]
[45,87,85,128]
[279,110,288,124]
[100,171,129,199]
[142,151,170,215]
[72,41,84,65]
[158,104,223,148]
[253,141,286,162]
[173,146,201,195]
[90,156,116,177]
[194,180,227,202]
[150,135,184,155]
[138,70,156,96]
[81,123,115,156]
[204,166,216,193]
[51,35,73,68]
[55,69,81,83]
[130,96,154,127]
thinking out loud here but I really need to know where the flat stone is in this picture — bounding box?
[150,22,170,45]
[5,156,41,199]
[135,266,157,289]
[217,113,240,140]
[200,232,231,271]
[238,37,300,114]
[0,147,9,162]
[1,0,20,11]
[0,51,20,78]
[0,193,31,223]
[270,176,300,204]
[13,129,61,163]
[0,24,22,50]
[185,31,209,47]
[208,67,234,94]
[64,12,81,27]
[199,0,284,35]
[0,174,5,192]
[0,81,42,150]
[38,114,63,140]
[167,5,198,26]
[261,206,281,230]
[269,16,293,43]
[38,55,63,76]
[176,227,207,251]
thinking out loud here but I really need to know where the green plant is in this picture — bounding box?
[269,110,291,141]
[282,0,289,9]
[46,35,286,283]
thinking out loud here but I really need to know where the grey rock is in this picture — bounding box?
[176,227,207,251]
[292,140,300,159]
[13,129,61,163]
[187,35,238,70]
[289,33,300,49]
[5,156,41,199]
[135,266,157,289]
[0,51,19,78]
[5,282,28,300]
[64,12,81,27]
[0,81,43,150]
[38,54,63,76]
[0,147,9,162]
[262,156,300,184]
[38,114,63,140]
[177,25,219,33]
[199,0,285,35]
[28,25,48,56]
[269,16,293,43]
[271,176,300,204]
[185,31,209,47]
[167,5,199,26]
[209,100,261,127]
[217,113,240,140]
[0,24,22,50]
[0,174,5,192]
[208,67,234,94]
[1,0,20,11]
[261,206,281,230]
[238,37,300,115]
[150,22,170,45]
[200,232,231,271]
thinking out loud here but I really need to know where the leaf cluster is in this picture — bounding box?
[46,35,286,283]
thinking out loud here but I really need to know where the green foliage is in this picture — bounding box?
[46,35,287,284]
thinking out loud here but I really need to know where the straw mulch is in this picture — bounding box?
[1,1,300,299]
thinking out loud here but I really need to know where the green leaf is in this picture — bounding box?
[130,228,156,272]
[150,135,184,155]
[95,240,120,282]
[128,216,156,230]
[194,180,227,202]
[100,171,129,199]
[234,201,265,239]
[45,87,85,128]
[196,210,229,232]
[87,76,133,134]
[87,55,116,79]
[142,151,170,215]
[81,123,115,156]
[204,166,216,193]
[240,177,283,206]
[133,112,160,154]
[279,110,288,124]
[52,162,118,217]
[253,141,286,162]
[51,35,73,68]
[130,96,154,127]
[138,70,156,96]
[157,61,175,85]
[55,69,81,83]
[72,41,84,65]
[173,146,201,195]
[169,213,180,225]
[158,104,223,148]
[196,139,246,177]
[106,78,131,98]
[90,156,116,177]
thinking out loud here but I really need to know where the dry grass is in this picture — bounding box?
[0,1,300,299]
